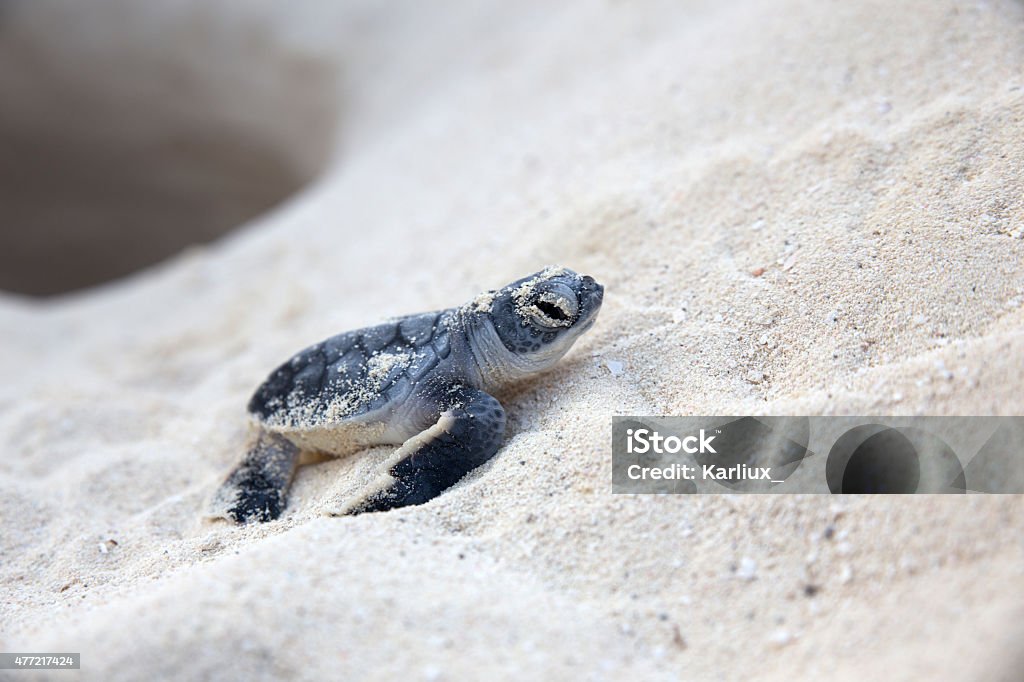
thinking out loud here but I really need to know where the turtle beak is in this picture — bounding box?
[577,275,604,328]
[580,275,604,309]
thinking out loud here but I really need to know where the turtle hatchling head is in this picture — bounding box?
[468,266,604,381]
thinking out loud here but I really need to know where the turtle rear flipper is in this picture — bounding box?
[333,386,506,515]
[208,430,300,524]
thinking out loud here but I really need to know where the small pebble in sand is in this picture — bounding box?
[839,565,854,584]
[672,625,687,650]
[751,267,765,277]
[736,557,758,581]
[604,360,625,376]
[769,629,794,648]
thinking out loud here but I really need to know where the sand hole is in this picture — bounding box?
[0,2,339,297]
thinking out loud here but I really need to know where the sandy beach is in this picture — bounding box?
[1,1,1023,679]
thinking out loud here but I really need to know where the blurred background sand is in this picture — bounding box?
[0,1,1022,679]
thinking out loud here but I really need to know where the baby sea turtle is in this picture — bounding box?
[210,267,604,523]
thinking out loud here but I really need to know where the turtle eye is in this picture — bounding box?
[530,291,577,327]
[537,299,569,321]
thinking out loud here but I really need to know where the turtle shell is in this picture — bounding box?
[248,310,453,430]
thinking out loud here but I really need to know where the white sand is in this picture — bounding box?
[2,1,1024,680]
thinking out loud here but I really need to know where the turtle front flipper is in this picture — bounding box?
[335,386,506,515]
[208,430,300,524]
